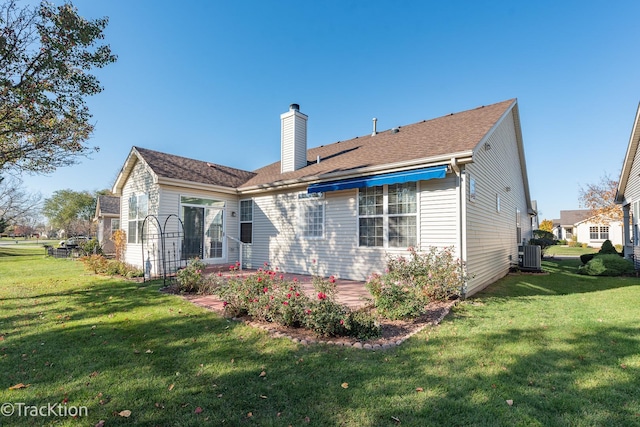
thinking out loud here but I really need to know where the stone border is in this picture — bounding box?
[240,302,455,350]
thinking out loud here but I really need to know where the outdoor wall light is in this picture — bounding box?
[231,211,237,217]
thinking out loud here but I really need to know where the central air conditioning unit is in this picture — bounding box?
[520,244,542,271]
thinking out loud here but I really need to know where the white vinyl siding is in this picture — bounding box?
[249,176,458,281]
[121,160,157,268]
[464,109,532,295]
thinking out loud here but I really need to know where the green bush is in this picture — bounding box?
[304,298,348,337]
[79,239,103,256]
[366,246,467,320]
[557,239,568,245]
[79,254,143,278]
[344,308,381,340]
[580,253,595,265]
[366,275,424,320]
[599,240,619,255]
[578,254,635,276]
[176,258,206,293]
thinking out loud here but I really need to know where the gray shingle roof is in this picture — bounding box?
[240,99,516,189]
[97,195,120,215]
[559,209,591,226]
[133,147,256,188]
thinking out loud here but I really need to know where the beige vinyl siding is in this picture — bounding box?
[419,175,460,252]
[464,109,531,295]
[122,159,158,268]
[250,176,459,281]
[158,186,241,265]
[622,140,640,267]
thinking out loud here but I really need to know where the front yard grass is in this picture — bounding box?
[1,247,639,426]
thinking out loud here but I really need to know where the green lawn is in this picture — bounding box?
[545,245,598,257]
[1,247,639,426]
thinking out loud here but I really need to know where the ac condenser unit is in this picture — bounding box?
[521,245,542,271]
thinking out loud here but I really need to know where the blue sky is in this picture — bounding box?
[19,0,640,221]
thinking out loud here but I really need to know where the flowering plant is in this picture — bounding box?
[176,258,207,293]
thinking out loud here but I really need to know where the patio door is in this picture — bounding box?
[181,197,226,262]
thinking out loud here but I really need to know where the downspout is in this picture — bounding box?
[622,204,631,260]
[451,158,468,299]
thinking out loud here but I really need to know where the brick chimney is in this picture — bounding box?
[281,103,308,173]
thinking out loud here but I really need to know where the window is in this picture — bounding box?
[590,226,609,240]
[128,194,148,243]
[298,193,324,238]
[240,200,253,244]
[516,208,522,244]
[469,175,476,202]
[359,183,417,248]
[110,219,120,238]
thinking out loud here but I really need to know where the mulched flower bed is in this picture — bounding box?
[246,300,456,348]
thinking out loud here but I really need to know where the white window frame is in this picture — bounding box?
[239,199,253,244]
[128,193,148,244]
[298,192,325,239]
[358,182,418,248]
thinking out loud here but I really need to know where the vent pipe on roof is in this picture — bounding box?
[371,118,378,136]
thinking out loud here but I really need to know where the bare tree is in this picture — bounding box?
[0,175,41,233]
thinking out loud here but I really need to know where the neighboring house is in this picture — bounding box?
[552,209,590,241]
[112,99,536,296]
[615,102,640,266]
[553,209,622,248]
[94,195,121,255]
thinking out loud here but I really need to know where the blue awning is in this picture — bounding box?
[307,165,448,193]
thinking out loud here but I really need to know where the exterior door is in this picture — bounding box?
[183,206,204,259]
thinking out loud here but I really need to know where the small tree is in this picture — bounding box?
[539,219,554,233]
[529,229,556,256]
[112,229,126,261]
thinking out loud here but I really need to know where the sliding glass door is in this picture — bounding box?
[181,197,225,262]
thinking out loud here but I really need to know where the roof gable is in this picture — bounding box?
[240,99,517,189]
[112,147,256,194]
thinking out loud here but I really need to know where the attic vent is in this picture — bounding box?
[392,127,400,133]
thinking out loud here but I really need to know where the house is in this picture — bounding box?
[552,209,622,248]
[112,99,536,296]
[93,195,121,255]
[615,102,640,266]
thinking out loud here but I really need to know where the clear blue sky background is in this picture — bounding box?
[19,0,640,221]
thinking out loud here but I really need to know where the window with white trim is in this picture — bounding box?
[359,183,417,248]
[127,194,148,243]
[110,219,120,239]
[239,200,253,244]
[590,226,609,240]
[298,193,325,238]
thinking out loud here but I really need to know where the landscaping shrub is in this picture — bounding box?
[79,239,103,256]
[580,253,595,265]
[578,254,635,276]
[367,246,466,320]
[80,254,144,278]
[176,258,206,293]
[304,298,348,337]
[599,239,620,255]
[530,229,556,256]
[344,308,381,341]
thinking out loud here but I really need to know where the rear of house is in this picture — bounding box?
[616,103,640,266]
[112,99,535,296]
